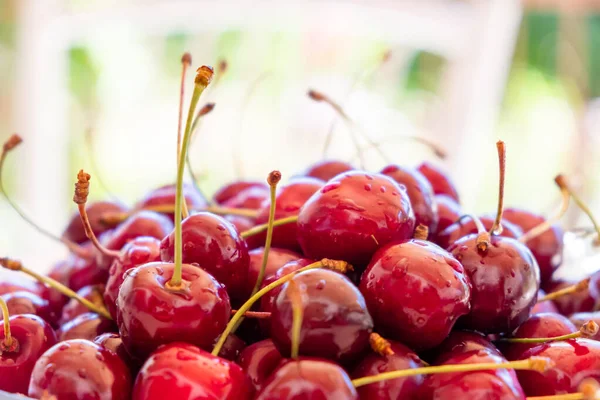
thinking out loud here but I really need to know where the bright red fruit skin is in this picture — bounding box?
[59,284,105,325]
[57,312,116,341]
[0,314,57,394]
[222,185,269,210]
[270,269,373,363]
[304,160,354,182]
[297,171,415,269]
[449,235,540,334]
[1,291,56,327]
[94,333,135,367]
[416,161,460,202]
[28,339,132,400]
[63,200,128,244]
[434,194,462,235]
[135,183,207,220]
[237,339,283,393]
[213,180,267,205]
[133,342,253,400]
[360,240,471,351]
[435,215,523,250]
[116,262,230,360]
[243,247,301,300]
[426,330,503,364]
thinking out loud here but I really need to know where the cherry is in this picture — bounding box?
[63,200,128,244]
[237,339,283,393]
[221,185,270,210]
[225,215,254,233]
[94,333,135,368]
[531,289,560,314]
[303,160,354,182]
[297,171,415,268]
[255,358,358,400]
[214,333,246,362]
[135,183,207,220]
[570,312,600,340]
[424,330,503,364]
[543,278,596,315]
[133,342,253,400]
[59,284,105,325]
[381,164,438,233]
[360,239,471,350]
[435,214,523,250]
[434,194,462,234]
[57,312,116,341]
[244,247,301,299]
[270,268,373,363]
[0,281,38,296]
[1,290,57,326]
[416,161,460,202]
[28,339,132,400]
[62,243,107,291]
[214,180,267,205]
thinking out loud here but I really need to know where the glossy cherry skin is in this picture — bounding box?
[104,237,162,320]
[28,339,132,400]
[531,289,560,314]
[94,333,135,368]
[434,194,462,235]
[504,208,564,284]
[435,215,523,250]
[270,269,373,363]
[517,339,600,396]
[543,278,596,315]
[59,284,105,325]
[381,164,438,233]
[214,334,246,362]
[50,242,108,292]
[424,330,503,364]
[225,215,254,234]
[360,240,471,351]
[351,340,426,400]
[416,161,460,202]
[160,212,250,301]
[63,200,129,244]
[570,312,600,340]
[116,262,230,360]
[497,312,577,361]
[237,339,283,393]
[0,314,57,394]
[250,177,324,252]
[0,280,40,296]
[303,159,354,182]
[133,342,253,400]
[135,183,207,220]
[1,291,56,327]
[243,247,301,300]
[222,185,269,210]
[57,312,116,341]
[213,180,267,205]
[255,358,358,400]
[449,234,540,333]
[297,171,415,269]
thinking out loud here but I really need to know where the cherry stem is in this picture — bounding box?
[186,103,216,205]
[73,170,121,260]
[540,278,591,302]
[498,321,599,344]
[527,378,599,400]
[490,140,506,236]
[177,53,192,176]
[370,332,394,356]
[413,224,429,240]
[0,296,15,351]
[287,279,305,359]
[350,135,447,162]
[211,258,352,356]
[230,310,271,319]
[0,257,112,320]
[169,66,213,290]
[458,213,491,252]
[240,215,298,239]
[555,175,600,246]
[351,356,554,388]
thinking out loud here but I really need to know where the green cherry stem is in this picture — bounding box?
[186,102,216,203]
[490,140,506,236]
[498,320,599,344]
[555,175,600,246]
[240,215,298,239]
[539,278,591,302]
[287,279,305,359]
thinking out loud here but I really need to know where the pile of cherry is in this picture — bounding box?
[1,62,600,400]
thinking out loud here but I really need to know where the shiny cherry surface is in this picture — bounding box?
[57,312,116,341]
[416,161,460,202]
[569,312,600,340]
[297,171,415,268]
[213,180,267,205]
[360,240,471,350]
[425,330,502,364]
[222,185,269,210]
[244,247,301,300]
[133,342,253,400]
[531,289,560,314]
[237,339,283,393]
[544,278,597,315]
[135,183,207,220]
[63,200,128,244]
[59,284,105,325]
[94,333,135,367]
[1,291,56,327]
[435,215,523,250]
[225,215,254,233]
[434,194,462,235]
[303,159,354,182]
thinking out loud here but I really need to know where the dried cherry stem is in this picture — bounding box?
[498,320,599,344]
[177,53,192,168]
[555,175,600,246]
[490,140,506,236]
[230,310,271,319]
[0,296,18,353]
[413,224,429,241]
[287,279,305,359]
[0,134,90,259]
[458,213,491,253]
[168,65,214,290]
[73,170,121,260]
[351,356,553,388]
[211,258,353,356]
[370,332,394,356]
[186,103,216,204]
[540,278,591,302]
[241,215,298,239]
[0,257,111,320]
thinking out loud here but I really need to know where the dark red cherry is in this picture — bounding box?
[40,260,71,317]
[497,312,576,361]
[531,289,559,314]
[303,159,354,182]
[270,269,373,363]
[297,171,415,268]
[360,240,471,350]
[434,194,462,234]
[435,215,523,250]
[0,314,57,394]
[425,330,503,364]
[381,164,438,233]
[29,339,132,400]
[416,161,460,202]
[1,291,57,327]
[133,342,253,400]
[57,312,116,341]
[516,338,600,396]
[214,334,246,362]
[504,208,564,284]
[449,234,540,333]
[64,242,108,291]
[244,247,301,299]
[543,278,596,315]
[237,339,283,393]
[351,340,425,400]
[63,200,128,244]
[159,212,250,301]
[570,312,600,340]
[104,237,162,320]
[250,177,324,252]
[222,185,269,210]
[116,262,230,360]
[59,284,105,325]
[214,180,267,205]
[94,333,135,367]
[135,183,207,220]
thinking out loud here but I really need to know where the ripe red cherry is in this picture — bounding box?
[360,240,471,350]
[543,278,597,315]
[448,234,540,334]
[59,284,105,325]
[516,339,600,396]
[133,342,253,400]
[270,269,373,363]
[0,314,57,394]
[222,185,269,210]
[1,291,57,327]
[416,161,460,202]
[570,312,600,340]
[214,334,246,362]
[104,237,162,320]
[225,215,254,233]
[237,339,283,393]
[532,289,560,314]
[55,243,107,292]
[381,164,438,233]
[255,358,358,400]
[425,330,503,364]
[303,159,354,181]
[244,247,301,299]
[28,339,132,400]
[159,212,250,302]
[435,215,523,249]
[116,262,230,360]
[63,200,128,244]
[0,281,38,296]
[297,171,415,268]
[214,180,267,205]
[135,183,207,220]
[57,312,116,341]
[504,207,564,284]
[434,194,462,234]
[94,333,135,367]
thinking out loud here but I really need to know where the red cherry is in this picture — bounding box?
[434,194,462,234]
[59,284,105,325]
[222,185,269,210]
[532,289,560,314]
[360,240,471,350]
[425,330,503,364]
[214,333,246,362]
[62,242,108,292]
[543,278,596,315]
[0,280,41,296]
[63,201,128,244]
[57,312,116,341]
[570,312,600,340]
[416,161,460,202]
[0,314,57,394]
[237,339,283,393]
[116,262,230,359]
[303,160,354,181]
[213,180,267,205]
[244,247,301,299]
[133,342,253,400]
[94,333,135,368]
[1,291,57,327]
[135,183,207,220]
[435,215,523,249]
[297,171,415,268]
[225,215,254,233]
[28,339,132,400]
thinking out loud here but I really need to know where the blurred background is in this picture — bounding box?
[0,0,599,273]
